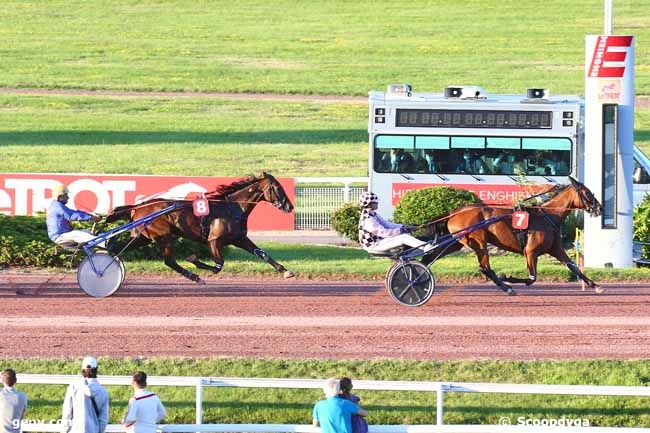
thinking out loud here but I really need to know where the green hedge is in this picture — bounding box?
[331,203,361,242]
[0,214,209,267]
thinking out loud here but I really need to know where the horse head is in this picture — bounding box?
[259,172,294,213]
[568,177,603,217]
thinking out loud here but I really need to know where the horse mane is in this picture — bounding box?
[205,173,265,199]
[106,173,270,222]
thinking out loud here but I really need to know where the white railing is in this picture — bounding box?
[294,177,367,230]
[16,374,650,432]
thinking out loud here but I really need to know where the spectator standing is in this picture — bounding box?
[123,372,166,433]
[339,378,368,433]
[62,357,109,433]
[0,369,27,433]
[313,378,368,433]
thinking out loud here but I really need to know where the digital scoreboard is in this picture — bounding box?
[395,109,553,129]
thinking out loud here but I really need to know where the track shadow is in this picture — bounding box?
[0,130,366,146]
[0,276,384,298]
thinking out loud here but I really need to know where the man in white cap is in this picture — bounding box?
[123,371,166,433]
[62,357,109,433]
[46,185,103,247]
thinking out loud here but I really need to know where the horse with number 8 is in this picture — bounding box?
[106,172,295,283]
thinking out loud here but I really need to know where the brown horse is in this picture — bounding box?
[106,173,294,283]
[436,177,602,294]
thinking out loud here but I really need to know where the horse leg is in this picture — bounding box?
[157,237,204,284]
[465,236,513,295]
[233,237,294,279]
[500,251,539,286]
[550,245,602,293]
[186,240,225,275]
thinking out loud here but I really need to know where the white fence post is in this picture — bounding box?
[436,383,445,425]
[196,378,203,425]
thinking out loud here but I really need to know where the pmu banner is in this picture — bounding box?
[0,173,295,230]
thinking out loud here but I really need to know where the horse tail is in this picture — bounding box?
[106,205,135,223]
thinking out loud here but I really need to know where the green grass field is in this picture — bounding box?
[0,95,649,176]
[1,1,648,96]
[5,358,650,427]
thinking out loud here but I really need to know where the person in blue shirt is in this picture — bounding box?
[46,185,103,248]
[313,378,368,433]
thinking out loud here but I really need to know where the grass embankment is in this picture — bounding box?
[1,1,648,95]
[0,95,367,176]
[4,358,650,427]
[0,96,649,175]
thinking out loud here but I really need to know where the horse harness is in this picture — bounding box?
[512,205,560,251]
[199,202,246,240]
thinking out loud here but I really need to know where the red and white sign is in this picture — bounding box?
[588,35,633,78]
[0,173,295,230]
[511,211,530,230]
[391,183,550,206]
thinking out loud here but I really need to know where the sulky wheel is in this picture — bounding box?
[386,260,435,307]
[77,252,125,298]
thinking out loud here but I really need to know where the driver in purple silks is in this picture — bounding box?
[357,191,434,255]
[46,185,104,248]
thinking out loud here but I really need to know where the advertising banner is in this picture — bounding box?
[392,183,549,205]
[0,173,295,230]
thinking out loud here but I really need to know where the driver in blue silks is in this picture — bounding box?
[357,191,433,255]
[46,185,104,248]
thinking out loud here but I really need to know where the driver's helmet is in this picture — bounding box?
[359,191,379,208]
[53,185,70,198]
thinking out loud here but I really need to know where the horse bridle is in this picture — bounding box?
[240,179,289,211]
[572,183,600,216]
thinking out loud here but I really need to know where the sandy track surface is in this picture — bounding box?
[1,272,650,360]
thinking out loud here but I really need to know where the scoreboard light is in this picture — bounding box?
[527,88,549,99]
[395,108,553,129]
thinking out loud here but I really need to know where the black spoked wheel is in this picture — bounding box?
[386,260,435,307]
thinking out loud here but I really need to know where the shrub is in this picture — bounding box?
[331,203,361,242]
[634,193,650,258]
[634,193,650,241]
[393,187,482,225]
[0,214,209,268]
[561,211,583,245]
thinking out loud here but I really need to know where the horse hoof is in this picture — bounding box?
[284,271,295,279]
[196,278,206,285]
[594,286,605,294]
[185,254,197,263]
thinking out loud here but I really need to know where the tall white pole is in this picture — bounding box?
[604,0,613,35]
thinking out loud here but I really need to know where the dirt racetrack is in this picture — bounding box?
[2,271,650,360]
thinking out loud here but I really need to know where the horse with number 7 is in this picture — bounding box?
[106,172,295,284]
[425,177,603,294]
